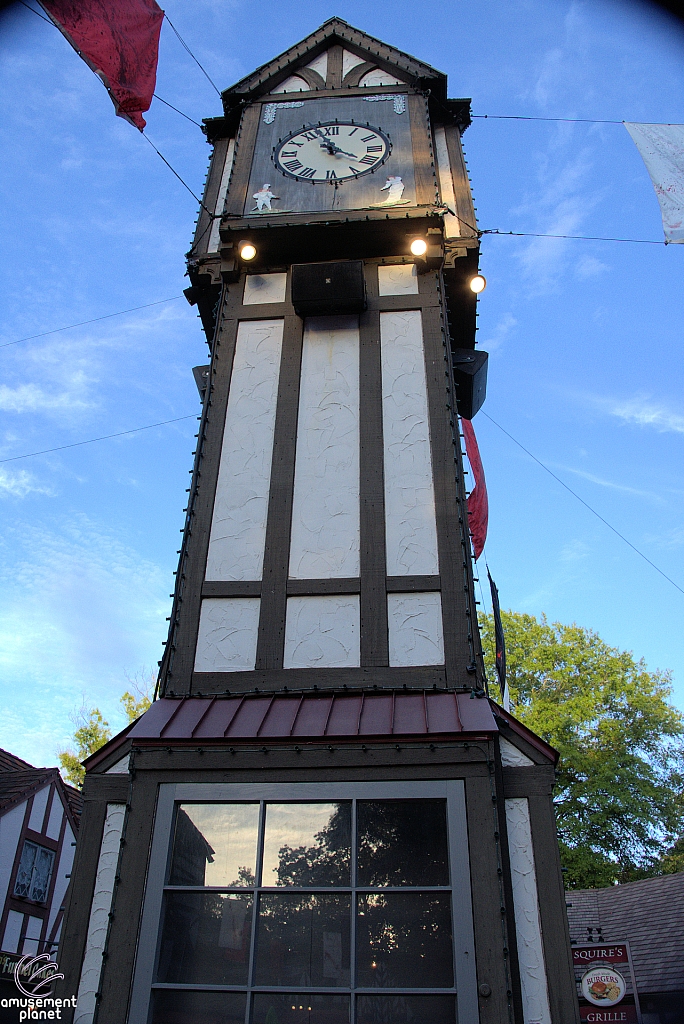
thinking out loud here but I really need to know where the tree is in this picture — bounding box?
[58,670,155,787]
[479,611,684,888]
[58,706,111,788]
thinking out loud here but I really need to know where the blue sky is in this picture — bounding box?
[1,0,683,767]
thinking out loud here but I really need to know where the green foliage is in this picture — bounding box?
[480,611,684,888]
[58,669,156,787]
[58,707,111,788]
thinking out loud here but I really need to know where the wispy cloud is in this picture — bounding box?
[552,462,658,500]
[0,467,54,498]
[575,254,610,279]
[0,380,93,415]
[0,513,169,765]
[587,394,684,435]
[481,312,517,352]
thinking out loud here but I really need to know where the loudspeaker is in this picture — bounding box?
[452,349,488,419]
[291,261,366,317]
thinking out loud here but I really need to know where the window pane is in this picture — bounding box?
[157,893,253,985]
[151,989,246,1024]
[14,842,37,898]
[356,893,453,988]
[356,995,456,1024]
[255,894,351,987]
[357,801,449,887]
[252,993,349,1024]
[262,804,351,887]
[169,804,259,886]
[30,846,55,902]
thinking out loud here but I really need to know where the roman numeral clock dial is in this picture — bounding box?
[273,122,391,183]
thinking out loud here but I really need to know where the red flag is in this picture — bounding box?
[40,0,164,130]
[462,418,488,560]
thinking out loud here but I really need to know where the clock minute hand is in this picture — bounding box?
[319,141,359,159]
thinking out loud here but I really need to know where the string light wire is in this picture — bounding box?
[481,411,684,599]
[1,296,184,350]
[0,415,197,465]
[163,15,221,97]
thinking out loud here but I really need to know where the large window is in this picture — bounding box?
[14,841,55,903]
[133,783,476,1024]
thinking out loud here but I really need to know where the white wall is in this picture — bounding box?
[284,595,360,668]
[381,310,439,576]
[289,316,360,579]
[195,597,260,672]
[47,822,75,940]
[505,797,552,1024]
[75,804,126,1024]
[206,319,283,581]
[387,592,444,666]
[0,801,25,910]
[28,784,49,832]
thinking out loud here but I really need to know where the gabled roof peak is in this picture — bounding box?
[221,18,447,105]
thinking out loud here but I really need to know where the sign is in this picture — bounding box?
[580,1006,638,1023]
[581,966,627,1006]
[573,945,628,966]
[572,942,642,1024]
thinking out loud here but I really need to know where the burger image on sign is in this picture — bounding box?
[581,966,627,1006]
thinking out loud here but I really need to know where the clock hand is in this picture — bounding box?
[317,140,360,160]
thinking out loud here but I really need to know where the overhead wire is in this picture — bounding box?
[472,114,680,125]
[0,296,184,350]
[481,411,684,599]
[153,93,203,128]
[482,228,666,244]
[163,15,221,97]
[0,415,197,465]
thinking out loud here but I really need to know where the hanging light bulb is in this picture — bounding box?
[469,274,486,293]
[410,238,428,256]
[239,241,257,261]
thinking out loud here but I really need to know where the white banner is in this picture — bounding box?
[625,122,684,242]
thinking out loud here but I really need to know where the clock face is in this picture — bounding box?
[244,95,417,216]
[273,121,391,183]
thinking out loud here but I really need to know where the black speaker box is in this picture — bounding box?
[452,349,489,420]
[291,261,366,317]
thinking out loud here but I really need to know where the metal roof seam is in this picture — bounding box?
[159,696,186,738]
[289,694,305,737]
[321,694,335,736]
[356,692,365,735]
[222,695,246,738]
[256,695,276,737]
[191,696,217,738]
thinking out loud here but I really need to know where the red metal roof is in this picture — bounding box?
[127,691,498,742]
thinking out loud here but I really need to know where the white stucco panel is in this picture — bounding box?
[28,784,50,832]
[206,319,283,581]
[501,737,535,767]
[243,273,287,305]
[289,316,360,579]
[0,802,25,908]
[433,126,461,239]
[342,49,365,78]
[505,798,552,1024]
[45,794,63,840]
[306,51,328,80]
[387,592,445,666]
[75,803,126,1024]
[3,910,23,954]
[377,263,419,296]
[208,138,235,252]
[47,825,75,938]
[381,310,439,576]
[284,595,360,669]
[195,598,260,673]
[105,754,130,774]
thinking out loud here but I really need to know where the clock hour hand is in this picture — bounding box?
[318,140,359,159]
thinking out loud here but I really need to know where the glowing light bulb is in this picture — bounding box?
[239,242,257,261]
[410,238,427,257]
[469,274,486,294]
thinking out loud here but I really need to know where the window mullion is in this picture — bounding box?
[245,800,267,1024]
[350,798,357,1024]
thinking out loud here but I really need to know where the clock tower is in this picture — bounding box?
[56,20,580,1024]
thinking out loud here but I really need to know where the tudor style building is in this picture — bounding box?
[56,20,579,1024]
[0,748,81,1010]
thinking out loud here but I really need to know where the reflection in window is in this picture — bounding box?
[357,892,454,988]
[357,800,449,886]
[169,804,259,886]
[157,892,252,985]
[262,804,351,886]
[151,989,246,1024]
[357,995,456,1024]
[255,893,351,987]
[155,798,460,1023]
[14,842,55,903]
[252,993,349,1024]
